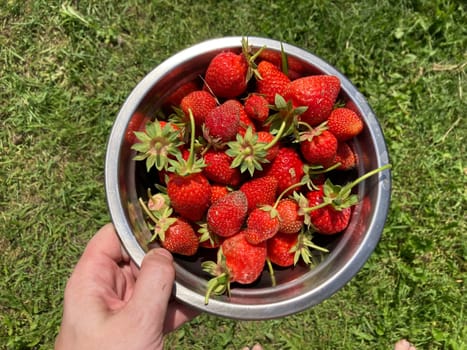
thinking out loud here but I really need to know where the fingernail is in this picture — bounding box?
[148,248,173,261]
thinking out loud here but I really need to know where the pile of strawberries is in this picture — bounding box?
[129,38,390,303]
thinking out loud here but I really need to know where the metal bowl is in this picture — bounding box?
[105,36,391,320]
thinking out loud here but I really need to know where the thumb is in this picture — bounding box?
[127,248,175,327]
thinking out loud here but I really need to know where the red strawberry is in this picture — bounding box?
[204,51,249,99]
[255,60,291,104]
[162,80,199,111]
[206,191,248,237]
[334,142,357,171]
[304,164,391,234]
[221,230,267,284]
[167,173,211,221]
[283,75,341,126]
[267,232,298,267]
[239,176,278,213]
[344,99,360,115]
[326,107,364,141]
[204,99,242,143]
[268,232,329,267]
[244,93,270,123]
[166,111,211,221]
[258,50,307,79]
[210,184,230,204]
[257,130,280,162]
[245,206,280,244]
[203,149,242,186]
[299,128,338,168]
[276,198,304,234]
[160,218,199,256]
[306,185,352,235]
[180,90,217,131]
[202,230,267,303]
[263,147,305,195]
[125,112,150,145]
[235,100,256,136]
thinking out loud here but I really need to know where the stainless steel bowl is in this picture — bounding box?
[105,36,391,320]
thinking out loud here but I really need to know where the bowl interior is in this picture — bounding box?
[105,36,391,319]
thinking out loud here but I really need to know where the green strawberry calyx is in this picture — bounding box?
[201,248,232,304]
[268,94,308,139]
[242,36,266,82]
[226,126,270,176]
[167,109,206,176]
[305,163,392,213]
[291,231,329,266]
[132,119,184,172]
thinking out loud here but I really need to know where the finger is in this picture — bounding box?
[126,248,175,329]
[394,339,416,350]
[81,223,125,264]
[163,300,201,334]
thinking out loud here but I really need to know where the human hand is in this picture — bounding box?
[55,223,199,350]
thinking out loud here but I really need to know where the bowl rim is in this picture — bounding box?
[105,36,392,320]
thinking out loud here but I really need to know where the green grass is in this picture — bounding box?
[1,0,465,349]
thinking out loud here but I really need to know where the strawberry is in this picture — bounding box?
[202,230,267,303]
[180,90,217,131]
[334,142,357,171]
[258,50,307,79]
[210,183,230,204]
[239,175,278,213]
[267,232,298,267]
[166,111,211,221]
[257,130,280,162]
[283,75,341,126]
[245,206,280,244]
[244,93,270,123]
[276,198,304,234]
[306,185,353,235]
[162,80,199,111]
[263,146,305,195]
[255,60,291,104]
[206,191,248,237]
[142,202,199,256]
[125,112,151,145]
[235,100,256,136]
[159,217,199,256]
[344,99,360,115]
[203,149,242,186]
[204,51,249,99]
[167,173,211,221]
[299,125,338,168]
[268,232,329,267]
[304,164,391,234]
[220,230,267,284]
[326,107,364,142]
[204,99,242,143]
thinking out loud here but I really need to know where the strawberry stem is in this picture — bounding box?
[266,258,277,287]
[264,119,286,151]
[204,272,229,305]
[185,109,196,171]
[339,163,392,196]
[305,163,391,213]
[307,162,341,175]
[139,197,159,224]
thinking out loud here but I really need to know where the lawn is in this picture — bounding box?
[0,1,465,349]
